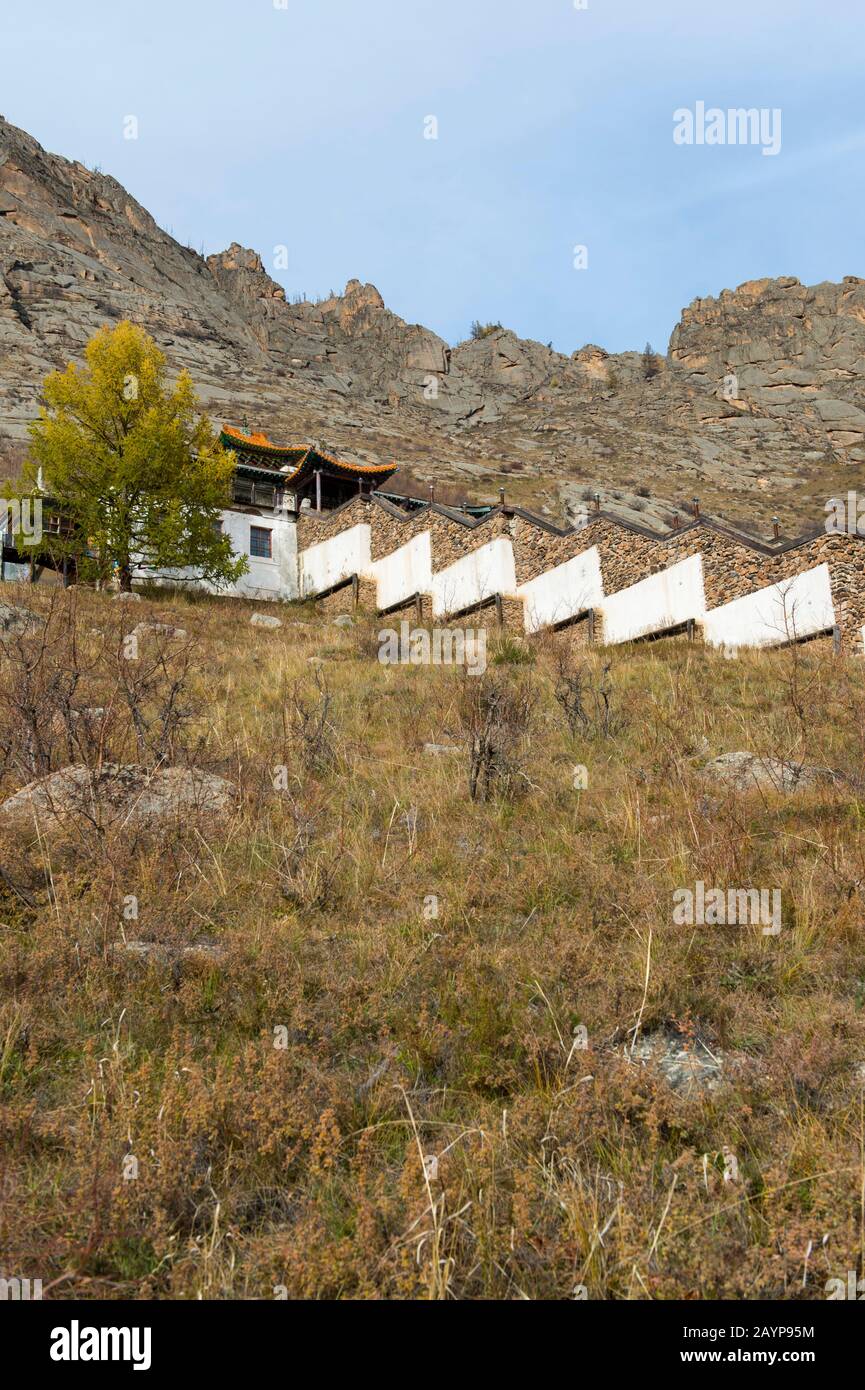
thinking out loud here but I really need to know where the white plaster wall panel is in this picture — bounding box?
[430,537,518,618]
[518,546,604,634]
[701,563,835,651]
[371,531,433,612]
[597,553,706,646]
[298,523,371,599]
[134,508,299,601]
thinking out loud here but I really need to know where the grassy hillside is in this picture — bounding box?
[0,582,863,1300]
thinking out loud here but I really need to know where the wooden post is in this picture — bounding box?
[415,593,423,622]
[351,574,359,609]
[315,470,322,513]
[833,624,842,655]
[495,593,504,628]
[772,516,780,541]
[587,609,595,644]
[686,618,695,641]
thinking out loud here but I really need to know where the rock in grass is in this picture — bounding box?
[0,602,43,637]
[629,1031,725,1096]
[0,764,236,830]
[131,621,188,639]
[332,614,354,628]
[250,613,283,629]
[112,591,141,602]
[702,751,840,794]
[114,938,226,965]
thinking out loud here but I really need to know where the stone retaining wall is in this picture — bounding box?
[303,494,865,651]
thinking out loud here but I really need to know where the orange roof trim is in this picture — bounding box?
[222,425,306,455]
[222,424,396,478]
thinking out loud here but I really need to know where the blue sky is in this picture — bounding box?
[2,0,862,353]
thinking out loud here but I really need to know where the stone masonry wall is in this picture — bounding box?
[301,496,865,651]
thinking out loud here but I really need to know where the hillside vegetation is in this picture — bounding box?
[0,583,863,1300]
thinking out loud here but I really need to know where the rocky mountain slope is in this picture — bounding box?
[2,114,865,535]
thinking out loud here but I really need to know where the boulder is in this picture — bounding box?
[250,613,283,629]
[0,601,42,636]
[702,751,839,794]
[628,1031,725,1096]
[131,621,187,639]
[113,938,226,965]
[0,764,236,830]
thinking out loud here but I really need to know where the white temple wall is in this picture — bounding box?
[597,553,706,645]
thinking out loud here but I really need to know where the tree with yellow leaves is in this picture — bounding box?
[20,321,247,591]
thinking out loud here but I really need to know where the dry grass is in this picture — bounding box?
[0,580,864,1301]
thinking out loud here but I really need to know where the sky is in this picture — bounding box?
[1,0,863,354]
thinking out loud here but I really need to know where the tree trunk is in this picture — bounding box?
[119,563,133,593]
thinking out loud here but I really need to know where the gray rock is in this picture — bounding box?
[114,938,226,965]
[423,743,460,756]
[702,751,839,794]
[332,614,354,628]
[0,601,42,636]
[131,621,187,639]
[629,1031,725,1096]
[815,398,865,428]
[0,764,237,830]
[112,591,142,602]
[250,612,283,629]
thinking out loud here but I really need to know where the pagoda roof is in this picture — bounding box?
[220,426,396,488]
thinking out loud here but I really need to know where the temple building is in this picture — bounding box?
[221,426,397,515]
[131,425,401,602]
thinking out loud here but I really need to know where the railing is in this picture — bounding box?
[231,477,281,509]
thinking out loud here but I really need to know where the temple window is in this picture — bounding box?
[249,525,273,559]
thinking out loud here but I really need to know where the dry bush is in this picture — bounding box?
[552,645,622,739]
[0,591,202,784]
[271,786,343,911]
[449,668,538,801]
[283,666,337,776]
